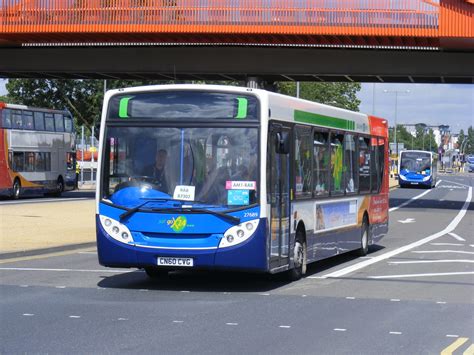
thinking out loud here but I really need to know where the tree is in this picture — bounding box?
[457,129,465,150]
[276,82,362,111]
[466,126,474,155]
[0,94,9,102]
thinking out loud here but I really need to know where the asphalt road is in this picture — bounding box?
[0,189,95,205]
[1,174,473,354]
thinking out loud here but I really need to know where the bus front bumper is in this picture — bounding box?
[96,215,268,272]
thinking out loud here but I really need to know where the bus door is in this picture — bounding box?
[268,124,291,270]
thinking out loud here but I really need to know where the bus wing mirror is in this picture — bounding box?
[275,131,290,154]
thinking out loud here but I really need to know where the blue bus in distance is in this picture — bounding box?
[398,150,437,188]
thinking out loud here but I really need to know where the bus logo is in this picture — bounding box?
[167,216,187,233]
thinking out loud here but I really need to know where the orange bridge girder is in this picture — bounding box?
[0,0,472,49]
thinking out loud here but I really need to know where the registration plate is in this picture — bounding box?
[157,257,193,267]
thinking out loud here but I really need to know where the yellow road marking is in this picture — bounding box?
[463,344,474,355]
[0,248,96,264]
[441,338,469,355]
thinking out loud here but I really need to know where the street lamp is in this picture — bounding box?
[383,89,410,157]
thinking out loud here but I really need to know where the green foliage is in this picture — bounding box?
[388,125,438,153]
[0,94,9,102]
[466,126,474,155]
[277,82,362,111]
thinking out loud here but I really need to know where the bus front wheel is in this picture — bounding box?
[52,177,64,197]
[12,179,21,200]
[288,232,307,281]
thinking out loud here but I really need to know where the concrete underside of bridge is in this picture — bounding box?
[0,46,473,84]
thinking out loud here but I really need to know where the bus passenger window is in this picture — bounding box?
[54,114,64,132]
[25,152,35,172]
[1,109,12,128]
[34,112,45,131]
[295,126,312,198]
[377,138,385,189]
[35,153,46,172]
[13,152,24,171]
[330,133,344,195]
[64,116,73,132]
[313,131,329,196]
[23,111,34,130]
[371,138,379,193]
[358,137,371,193]
[344,134,358,193]
[12,110,23,129]
[45,114,55,131]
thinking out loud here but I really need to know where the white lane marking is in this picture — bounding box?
[302,295,307,297]
[77,252,97,255]
[436,179,442,187]
[412,250,474,255]
[55,286,67,289]
[398,218,416,224]
[389,332,402,335]
[370,272,474,279]
[430,243,465,247]
[139,289,149,292]
[360,256,373,259]
[173,320,184,323]
[437,301,447,304]
[446,335,459,338]
[180,290,190,293]
[0,267,134,273]
[388,259,474,264]
[390,299,401,302]
[226,323,239,326]
[345,297,356,300]
[118,318,128,321]
[389,187,435,212]
[334,328,346,332]
[22,313,34,316]
[19,285,29,288]
[69,315,81,319]
[259,293,270,296]
[279,325,291,329]
[316,186,472,279]
[444,180,471,188]
[448,232,466,241]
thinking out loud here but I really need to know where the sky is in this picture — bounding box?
[0,79,472,133]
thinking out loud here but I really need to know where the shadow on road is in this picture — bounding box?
[97,245,386,292]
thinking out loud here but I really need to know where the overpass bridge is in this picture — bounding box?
[0,0,473,83]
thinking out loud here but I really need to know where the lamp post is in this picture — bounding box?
[384,89,410,157]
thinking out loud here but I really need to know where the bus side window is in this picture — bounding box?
[358,137,371,193]
[1,109,12,128]
[371,138,379,193]
[34,112,45,131]
[23,111,34,130]
[294,126,312,198]
[25,152,35,172]
[330,132,344,195]
[344,134,358,193]
[13,152,24,172]
[54,114,64,132]
[313,130,329,196]
[35,152,46,172]
[64,116,73,133]
[45,114,55,131]
[12,110,23,129]
[377,138,385,189]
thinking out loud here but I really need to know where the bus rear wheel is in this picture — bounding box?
[288,233,307,281]
[356,218,370,256]
[12,179,21,200]
[144,267,169,279]
[52,177,64,197]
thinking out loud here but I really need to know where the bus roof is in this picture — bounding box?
[104,84,387,136]
[0,102,71,115]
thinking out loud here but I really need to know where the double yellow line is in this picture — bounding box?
[441,338,473,355]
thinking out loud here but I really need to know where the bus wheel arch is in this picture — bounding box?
[12,178,21,200]
[53,176,64,196]
[289,222,307,281]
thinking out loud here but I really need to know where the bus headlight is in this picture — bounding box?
[99,215,134,245]
[422,176,431,182]
[399,175,407,181]
[219,219,259,249]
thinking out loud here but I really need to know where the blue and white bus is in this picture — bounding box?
[96,85,389,280]
[398,150,437,188]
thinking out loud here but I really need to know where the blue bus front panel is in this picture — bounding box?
[96,203,268,272]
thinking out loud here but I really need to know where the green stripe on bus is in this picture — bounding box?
[118,97,132,118]
[235,98,248,119]
[294,110,355,130]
